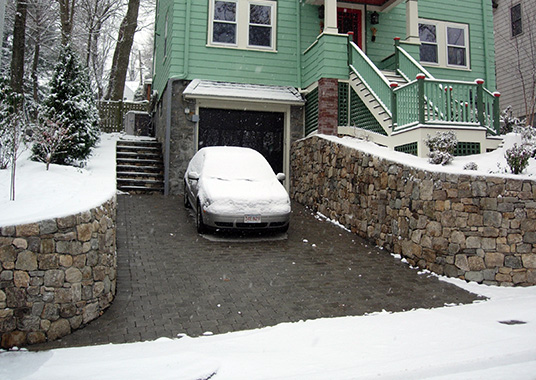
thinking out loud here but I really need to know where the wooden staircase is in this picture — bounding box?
[349,70,407,133]
[116,139,164,194]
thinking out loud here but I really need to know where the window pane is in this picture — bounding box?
[419,24,436,43]
[214,1,236,21]
[249,25,271,47]
[447,27,465,46]
[448,47,466,66]
[420,43,438,63]
[511,4,523,36]
[213,22,236,43]
[250,5,271,25]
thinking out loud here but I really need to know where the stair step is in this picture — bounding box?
[117,139,159,146]
[116,164,163,172]
[116,157,163,166]
[118,185,164,193]
[116,152,162,160]
[117,171,164,179]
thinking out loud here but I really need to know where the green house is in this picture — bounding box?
[152,0,500,195]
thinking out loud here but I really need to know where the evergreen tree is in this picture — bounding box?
[33,44,100,165]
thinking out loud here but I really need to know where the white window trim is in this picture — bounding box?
[208,0,277,52]
[418,19,470,70]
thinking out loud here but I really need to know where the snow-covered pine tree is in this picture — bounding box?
[32,44,100,165]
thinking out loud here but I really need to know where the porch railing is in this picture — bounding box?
[392,75,501,134]
[349,37,501,134]
[97,100,150,133]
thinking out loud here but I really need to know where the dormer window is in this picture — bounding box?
[209,0,277,52]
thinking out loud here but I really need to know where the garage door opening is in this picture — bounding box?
[198,108,284,174]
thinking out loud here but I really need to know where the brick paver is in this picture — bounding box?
[32,194,482,350]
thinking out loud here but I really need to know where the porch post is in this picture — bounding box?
[493,91,501,134]
[417,73,426,125]
[390,83,399,129]
[324,0,338,34]
[476,79,485,127]
[405,0,420,44]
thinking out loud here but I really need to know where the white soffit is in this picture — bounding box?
[183,79,305,106]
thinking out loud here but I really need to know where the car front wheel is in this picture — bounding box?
[184,182,191,208]
[196,201,207,234]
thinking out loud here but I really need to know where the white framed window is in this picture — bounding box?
[419,19,469,69]
[208,0,276,51]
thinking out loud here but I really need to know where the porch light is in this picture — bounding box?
[370,11,379,25]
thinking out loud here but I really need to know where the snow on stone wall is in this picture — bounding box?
[291,136,536,286]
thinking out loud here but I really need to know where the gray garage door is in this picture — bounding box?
[198,108,284,173]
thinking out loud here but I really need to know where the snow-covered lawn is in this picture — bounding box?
[1,133,536,379]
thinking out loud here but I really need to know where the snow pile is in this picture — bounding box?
[1,278,535,379]
[0,134,119,227]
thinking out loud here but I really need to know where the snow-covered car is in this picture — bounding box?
[184,146,291,233]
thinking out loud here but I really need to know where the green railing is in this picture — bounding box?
[392,75,501,134]
[389,38,500,134]
[348,35,391,115]
[394,38,434,81]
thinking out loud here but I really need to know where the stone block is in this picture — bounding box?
[39,219,58,235]
[455,255,470,271]
[77,223,93,242]
[0,244,17,263]
[59,254,73,267]
[66,267,83,283]
[485,252,504,267]
[466,236,482,249]
[465,271,484,283]
[44,270,65,287]
[26,331,46,345]
[468,256,486,271]
[505,255,522,269]
[13,271,30,287]
[1,331,26,349]
[523,231,536,244]
[40,239,55,254]
[57,215,76,229]
[47,319,71,341]
[483,211,502,228]
[522,254,536,269]
[39,254,59,270]
[16,223,39,237]
[15,251,37,271]
[12,238,27,249]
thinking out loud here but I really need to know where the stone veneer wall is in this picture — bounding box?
[291,136,536,286]
[0,197,117,348]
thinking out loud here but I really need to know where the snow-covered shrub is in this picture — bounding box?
[463,162,478,171]
[500,106,524,135]
[505,143,531,174]
[32,44,100,166]
[32,117,74,170]
[425,131,458,165]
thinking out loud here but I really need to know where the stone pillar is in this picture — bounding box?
[318,78,338,135]
[324,0,338,34]
[406,0,420,44]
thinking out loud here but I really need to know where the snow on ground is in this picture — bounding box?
[1,132,536,379]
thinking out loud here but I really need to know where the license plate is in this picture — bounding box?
[244,215,261,223]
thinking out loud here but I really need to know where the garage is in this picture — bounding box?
[198,108,284,173]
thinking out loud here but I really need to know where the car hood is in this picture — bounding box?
[199,177,290,215]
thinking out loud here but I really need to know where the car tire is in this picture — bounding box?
[183,183,191,208]
[196,201,207,234]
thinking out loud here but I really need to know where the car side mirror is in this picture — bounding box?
[276,173,285,182]
[188,172,200,181]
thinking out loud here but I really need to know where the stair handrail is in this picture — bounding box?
[348,36,392,115]
[394,37,434,81]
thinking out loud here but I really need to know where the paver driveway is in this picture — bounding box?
[33,194,481,350]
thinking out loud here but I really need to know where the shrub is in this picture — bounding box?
[32,44,99,166]
[505,143,531,174]
[463,162,478,171]
[500,106,524,135]
[425,131,458,165]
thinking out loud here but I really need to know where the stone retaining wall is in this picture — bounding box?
[291,136,536,286]
[0,197,117,348]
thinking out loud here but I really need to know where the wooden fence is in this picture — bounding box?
[98,100,150,133]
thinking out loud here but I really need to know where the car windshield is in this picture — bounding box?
[202,149,275,181]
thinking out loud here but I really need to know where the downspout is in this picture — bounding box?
[296,0,302,88]
[164,0,191,195]
[481,0,491,88]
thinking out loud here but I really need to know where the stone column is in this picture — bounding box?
[318,78,338,135]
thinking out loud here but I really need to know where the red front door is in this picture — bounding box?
[338,8,362,49]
